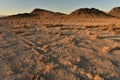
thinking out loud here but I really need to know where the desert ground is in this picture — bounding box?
[0,8,120,80]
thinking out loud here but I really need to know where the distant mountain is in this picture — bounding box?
[0,15,5,18]
[69,8,113,18]
[109,7,120,18]
[1,8,117,19]
[1,9,66,19]
[31,8,66,18]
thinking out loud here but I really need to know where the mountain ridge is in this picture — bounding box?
[69,8,114,18]
[109,7,120,18]
[2,7,120,18]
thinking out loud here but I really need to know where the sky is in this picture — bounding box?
[0,0,120,15]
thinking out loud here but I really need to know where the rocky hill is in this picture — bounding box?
[31,8,66,18]
[109,7,120,18]
[3,9,66,19]
[69,8,113,18]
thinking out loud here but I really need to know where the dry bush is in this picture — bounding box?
[72,65,77,71]
[86,73,93,79]
[107,27,114,32]
[100,25,114,32]
[115,24,120,28]
[67,35,75,41]
[76,58,81,62]
[41,45,49,51]
[100,25,108,31]
[86,25,99,28]
[45,24,63,28]
[45,24,54,28]
[86,31,92,35]
[47,31,59,35]
[106,24,116,32]
[91,34,99,39]
[102,46,110,52]
[111,31,117,35]
[20,24,27,28]
[0,34,3,40]
[45,63,56,73]
[59,27,67,30]
[81,25,88,29]
[21,32,31,36]
[93,74,104,80]
[11,29,23,34]
[59,59,72,66]
[75,27,81,30]
[12,24,29,29]
[56,32,63,36]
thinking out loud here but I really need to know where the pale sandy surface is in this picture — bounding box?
[0,18,120,80]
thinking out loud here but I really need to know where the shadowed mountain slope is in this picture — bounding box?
[69,8,113,18]
[31,8,66,18]
[109,7,120,18]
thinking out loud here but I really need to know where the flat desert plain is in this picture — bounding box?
[0,8,120,80]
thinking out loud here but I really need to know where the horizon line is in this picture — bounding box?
[0,7,118,16]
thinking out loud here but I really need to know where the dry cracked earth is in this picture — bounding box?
[0,18,120,80]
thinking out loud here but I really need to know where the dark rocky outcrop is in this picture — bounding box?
[69,8,113,18]
[109,7,120,18]
[31,8,66,18]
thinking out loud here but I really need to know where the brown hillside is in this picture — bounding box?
[70,8,113,18]
[31,8,66,18]
[109,7,120,18]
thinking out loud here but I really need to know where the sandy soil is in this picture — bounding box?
[0,17,120,80]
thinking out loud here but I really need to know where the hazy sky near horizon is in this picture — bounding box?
[0,0,119,15]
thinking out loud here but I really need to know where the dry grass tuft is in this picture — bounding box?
[75,27,81,30]
[0,35,2,39]
[21,32,31,36]
[100,25,108,31]
[41,45,49,51]
[86,31,92,35]
[107,27,114,32]
[72,65,77,71]
[59,27,66,30]
[76,58,81,62]
[102,46,110,52]
[47,31,59,35]
[91,34,99,39]
[45,62,55,73]
[0,34,3,40]
[93,74,104,80]
[86,73,93,79]
[59,59,72,66]
[13,24,28,29]
[111,31,117,35]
